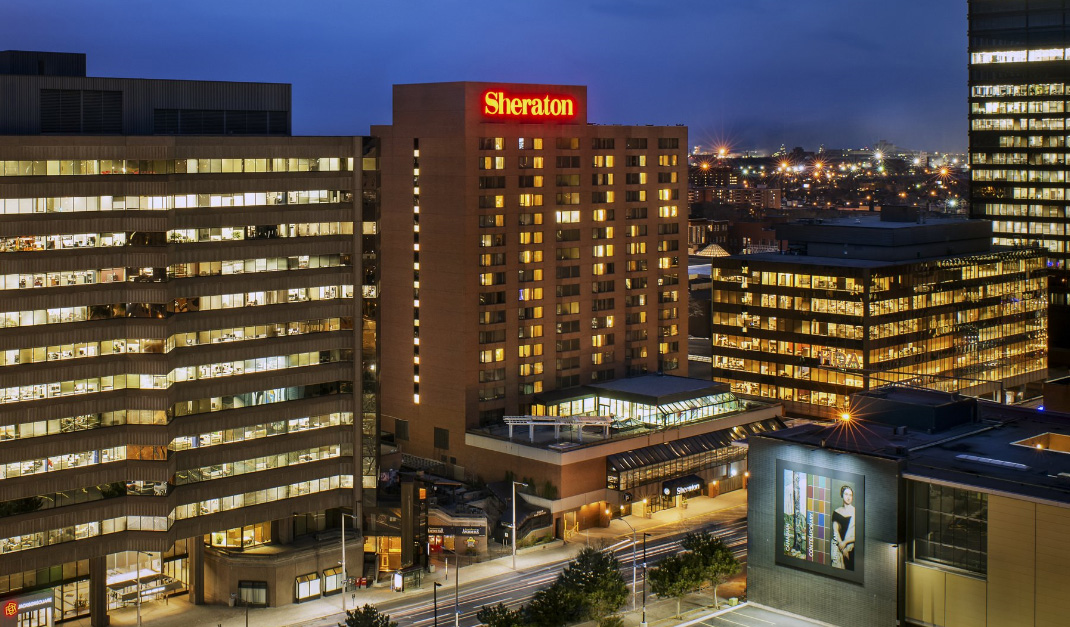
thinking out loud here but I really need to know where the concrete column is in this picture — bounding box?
[277,516,294,545]
[89,556,109,627]
[188,538,205,605]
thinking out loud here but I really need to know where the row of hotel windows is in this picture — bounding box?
[0,475,352,556]
[0,410,351,447]
[713,330,1043,365]
[971,83,1065,97]
[715,306,1044,341]
[0,157,351,177]
[973,152,1070,165]
[0,284,352,328]
[0,254,348,290]
[972,100,1067,115]
[717,283,1042,317]
[479,155,678,170]
[973,168,1068,182]
[0,349,350,405]
[0,189,349,215]
[984,203,1070,217]
[0,317,347,368]
[479,137,679,150]
[971,118,1068,131]
[722,381,849,410]
[479,206,673,227]
[0,444,346,518]
[970,48,1070,64]
[478,190,677,207]
[712,262,1041,290]
[0,222,354,253]
[480,225,679,247]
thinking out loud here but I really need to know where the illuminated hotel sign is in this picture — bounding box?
[482,90,576,120]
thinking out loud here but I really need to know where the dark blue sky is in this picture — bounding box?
[4,1,968,152]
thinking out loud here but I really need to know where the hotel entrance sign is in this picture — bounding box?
[482,90,576,120]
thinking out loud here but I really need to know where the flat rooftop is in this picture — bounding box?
[534,374,730,406]
[758,402,1070,506]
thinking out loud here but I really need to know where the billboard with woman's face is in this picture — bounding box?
[775,460,864,583]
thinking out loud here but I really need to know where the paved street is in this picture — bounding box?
[81,491,751,627]
[688,605,830,627]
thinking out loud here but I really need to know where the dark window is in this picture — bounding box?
[434,427,450,450]
[909,481,987,575]
[658,138,680,149]
[592,138,615,149]
[626,138,647,149]
[395,418,409,441]
[41,89,122,134]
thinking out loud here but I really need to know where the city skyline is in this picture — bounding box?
[2,0,967,152]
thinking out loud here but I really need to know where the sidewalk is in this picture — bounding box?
[82,490,747,627]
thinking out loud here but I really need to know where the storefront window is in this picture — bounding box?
[294,573,320,602]
[238,581,267,606]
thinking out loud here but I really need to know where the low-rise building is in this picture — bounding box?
[747,386,1070,627]
[464,374,782,538]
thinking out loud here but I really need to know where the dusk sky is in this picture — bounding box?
[4,1,967,153]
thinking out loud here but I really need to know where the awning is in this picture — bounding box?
[606,417,783,473]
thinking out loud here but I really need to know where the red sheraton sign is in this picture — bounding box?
[482,90,576,119]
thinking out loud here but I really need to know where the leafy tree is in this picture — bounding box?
[648,553,703,618]
[681,532,741,607]
[558,546,628,622]
[477,603,524,627]
[524,583,578,627]
[338,604,397,627]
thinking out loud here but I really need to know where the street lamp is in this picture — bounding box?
[641,533,652,627]
[341,511,358,614]
[511,481,528,570]
[607,508,638,612]
[433,582,443,627]
[134,550,154,627]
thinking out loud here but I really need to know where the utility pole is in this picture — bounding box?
[454,553,460,627]
[433,581,443,627]
[611,508,638,612]
[511,481,528,570]
[642,533,651,627]
[341,511,358,614]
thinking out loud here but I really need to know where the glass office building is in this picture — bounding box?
[709,213,1047,418]
[969,0,1070,348]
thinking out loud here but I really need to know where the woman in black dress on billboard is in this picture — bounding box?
[831,485,856,570]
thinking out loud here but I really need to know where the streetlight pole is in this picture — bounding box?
[511,481,528,570]
[642,533,651,627]
[611,509,638,612]
[341,511,358,614]
[454,553,461,627]
[134,550,153,627]
[433,582,443,627]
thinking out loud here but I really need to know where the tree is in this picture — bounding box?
[524,583,578,627]
[647,553,703,618]
[681,532,741,608]
[338,604,397,627]
[557,546,628,622]
[477,603,524,627]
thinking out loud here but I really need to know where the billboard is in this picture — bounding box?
[775,460,864,583]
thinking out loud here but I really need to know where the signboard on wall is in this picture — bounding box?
[775,460,865,584]
[0,589,54,627]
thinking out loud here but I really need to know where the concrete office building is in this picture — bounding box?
[748,386,1070,627]
[0,52,377,624]
[968,1,1070,353]
[709,209,1048,418]
[373,82,688,478]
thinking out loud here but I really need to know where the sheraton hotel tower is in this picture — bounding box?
[0,51,692,625]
